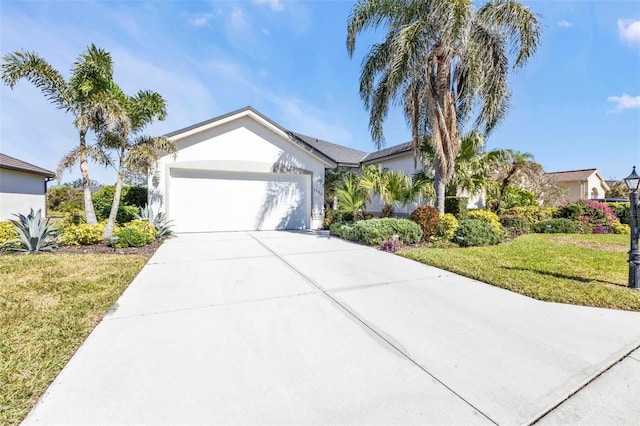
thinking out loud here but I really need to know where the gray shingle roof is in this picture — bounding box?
[290,132,368,166]
[362,142,413,163]
[0,153,55,177]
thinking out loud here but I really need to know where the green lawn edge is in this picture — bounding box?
[398,233,640,311]
[0,254,148,426]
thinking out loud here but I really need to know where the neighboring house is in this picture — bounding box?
[545,168,610,202]
[152,106,483,232]
[0,153,55,221]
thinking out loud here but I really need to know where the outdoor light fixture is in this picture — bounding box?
[623,166,640,290]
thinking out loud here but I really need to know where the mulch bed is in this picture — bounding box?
[0,239,163,258]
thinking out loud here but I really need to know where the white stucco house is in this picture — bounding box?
[152,106,482,232]
[545,168,610,202]
[0,153,55,221]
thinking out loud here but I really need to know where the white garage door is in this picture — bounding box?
[168,169,310,232]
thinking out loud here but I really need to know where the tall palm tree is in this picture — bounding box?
[347,0,541,213]
[99,85,176,239]
[1,45,122,223]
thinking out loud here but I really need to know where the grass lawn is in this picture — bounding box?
[0,254,148,426]
[399,233,640,311]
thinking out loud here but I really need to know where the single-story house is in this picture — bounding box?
[545,168,610,202]
[0,153,55,221]
[152,107,479,233]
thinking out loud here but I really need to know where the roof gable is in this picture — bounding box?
[0,153,55,177]
[165,107,336,167]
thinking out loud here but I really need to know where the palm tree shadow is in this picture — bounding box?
[501,266,625,287]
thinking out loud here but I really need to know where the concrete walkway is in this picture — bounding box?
[24,231,640,425]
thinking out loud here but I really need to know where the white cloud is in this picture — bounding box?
[607,93,640,113]
[254,0,284,12]
[557,20,572,28]
[230,8,248,31]
[618,19,640,48]
[188,13,215,27]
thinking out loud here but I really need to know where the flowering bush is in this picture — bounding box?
[556,200,617,234]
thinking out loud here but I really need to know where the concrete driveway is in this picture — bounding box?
[24,231,640,425]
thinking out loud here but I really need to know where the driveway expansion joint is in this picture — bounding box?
[530,341,640,425]
[248,233,499,425]
[104,290,320,321]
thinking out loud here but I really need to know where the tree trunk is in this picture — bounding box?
[79,131,98,224]
[434,165,446,214]
[102,155,124,239]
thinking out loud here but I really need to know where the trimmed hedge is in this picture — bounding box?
[436,213,459,241]
[59,222,107,246]
[454,219,501,247]
[330,218,422,245]
[531,218,577,234]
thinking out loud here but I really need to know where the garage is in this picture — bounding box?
[151,107,335,232]
[168,168,310,232]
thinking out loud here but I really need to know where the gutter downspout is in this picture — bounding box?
[44,177,55,217]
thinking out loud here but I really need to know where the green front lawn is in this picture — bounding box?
[399,233,640,311]
[0,254,148,426]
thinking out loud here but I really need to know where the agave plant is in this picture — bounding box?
[5,209,58,252]
[135,205,174,239]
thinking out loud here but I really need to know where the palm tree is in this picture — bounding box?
[491,150,536,212]
[335,172,369,220]
[420,131,504,198]
[98,85,176,239]
[347,0,541,213]
[1,45,122,223]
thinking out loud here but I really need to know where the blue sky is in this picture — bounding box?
[1,0,639,185]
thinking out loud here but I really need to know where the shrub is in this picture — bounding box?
[531,218,577,234]
[4,209,58,252]
[135,205,174,239]
[59,222,107,246]
[59,211,86,229]
[330,219,421,245]
[410,206,439,241]
[592,224,612,234]
[501,206,556,226]
[353,218,422,245]
[0,221,20,250]
[445,196,468,220]
[380,237,403,253]
[454,219,501,247]
[329,221,356,240]
[500,215,529,237]
[122,185,147,208]
[556,203,584,221]
[611,221,631,235]
[467,209,501,233]
[435,213,459,241]
[92,185,148,221]
[380,204,395,218]
[606,202,630,225]
[112,220,156,248]
[47,186,83,211]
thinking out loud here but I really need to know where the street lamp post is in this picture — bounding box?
[623,166,640,290]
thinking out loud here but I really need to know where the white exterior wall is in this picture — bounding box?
[151,114,326,230]
[0,169,47,221]
[587,174,607,199]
